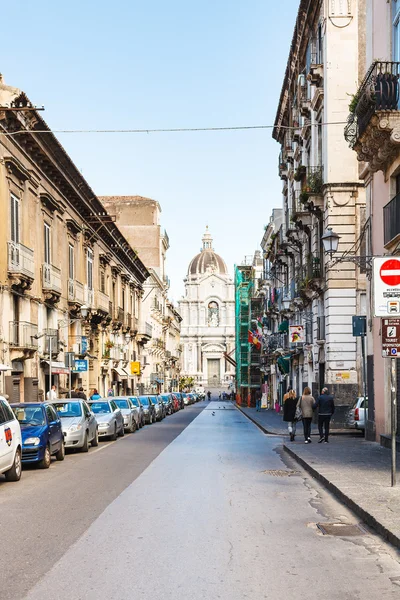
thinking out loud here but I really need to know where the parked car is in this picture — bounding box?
[129,396,145,427]
[160,394,174,415]
[0,396,22,482]
[171,393,180,412]
[11,402,65,468]
[88,399,124,440]
[182,393,191,406]
[113,397,140,433]
[138,396,156,424]
[150,395,165,420]
[173,392,184,410]
[346,397,367,433]
[53,399,98,451]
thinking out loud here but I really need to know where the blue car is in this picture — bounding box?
[11,403,65,469]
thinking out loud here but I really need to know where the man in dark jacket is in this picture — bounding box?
[255,389,262,412]
[314,387,335,443]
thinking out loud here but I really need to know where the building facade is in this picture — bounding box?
[344,0,400,440]
[0,77,150,401]
[100,196,182,393]
[265,0,366,422]
[179,229,235,391]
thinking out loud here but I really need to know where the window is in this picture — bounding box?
[208,301,219,327]
[99,268,106,293]
[394,2,400,61]
[87,248,93,290]
[10,194,19,243]
[68,244,74,280]
[122,286,126,311]
[1,401,15,423]
[0,402,7,425]
[44,223,51,264]
[45,405,56,423]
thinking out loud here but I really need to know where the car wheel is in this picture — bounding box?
[129,419,136,433]
[91,429,99,447]
[55,440,65,461]
[118,423,125,437]
[5,448,22,482]
[81,432,89,452]
[40,445,51,469]
[110,424,117,441]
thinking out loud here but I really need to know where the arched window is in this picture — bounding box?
[208,301,219,327]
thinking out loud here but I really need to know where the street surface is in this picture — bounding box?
[2,401,400,599]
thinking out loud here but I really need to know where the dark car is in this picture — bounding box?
[160,394,174,415]
[138,396,156,424]
[11,403,65,469]
[149,395,165,420]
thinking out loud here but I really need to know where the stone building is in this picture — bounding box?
[179,229,235,391]
[266,0,366,419]
[100,196,182,393]
[0,77,149,401]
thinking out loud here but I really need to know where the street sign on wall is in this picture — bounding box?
[381,318,400,358]
[373,257,400,317]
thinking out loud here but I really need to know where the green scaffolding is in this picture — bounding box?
[234,265,254,402]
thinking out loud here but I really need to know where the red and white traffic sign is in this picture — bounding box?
[379,259,400,286]
[374,257,400,317]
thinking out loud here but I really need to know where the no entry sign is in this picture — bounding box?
[374,257,400,317]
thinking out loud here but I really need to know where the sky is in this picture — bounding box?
[2,0,299,301]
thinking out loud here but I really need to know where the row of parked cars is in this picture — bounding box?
[0,391,203,482]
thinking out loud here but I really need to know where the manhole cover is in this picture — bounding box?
[317,523,367,536]
[262,469,299,477]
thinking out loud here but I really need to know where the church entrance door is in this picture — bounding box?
[207,358,220,387]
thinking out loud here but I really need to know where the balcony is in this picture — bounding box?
[84,285,94,308]
[7,241,35,291]
[68,279,84,306]
[137,322,153,345]
[42,263,61,303]
[384,192,400,246]
[9,321,38,350]
[96,290,110,314]
[344,61,400,172]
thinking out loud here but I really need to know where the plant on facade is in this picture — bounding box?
[293,164,306,182]
[105,340,114,349]
[348,91,360,114]
[300,190,309,204]
[306,169,323,194]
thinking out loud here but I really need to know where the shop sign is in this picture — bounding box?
[289,325,305,344]
[130,361,141,375]
[73,359,88,372]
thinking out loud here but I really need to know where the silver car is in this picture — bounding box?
[88,399,124,440]
[53,400,98,452]
[113,397,140,433]
[129,396,145,428]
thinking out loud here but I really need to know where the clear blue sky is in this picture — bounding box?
[2,0,298,300]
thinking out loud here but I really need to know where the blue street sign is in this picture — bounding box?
[73,359,88,372]
[81,336,88,354]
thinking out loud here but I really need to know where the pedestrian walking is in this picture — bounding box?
[207,390,211,401]
[90,388,101,400]
[298,387,315,443]
[283,388,298,441]
[46,385,57,401]
[255,388,262,412]
[314,387,335,443]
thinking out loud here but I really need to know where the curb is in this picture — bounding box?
[235,405,280,435]
[283,444,400,549]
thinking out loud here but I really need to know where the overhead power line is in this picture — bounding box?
[0,121,348,137]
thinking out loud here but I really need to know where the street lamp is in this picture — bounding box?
[321,228,340,255]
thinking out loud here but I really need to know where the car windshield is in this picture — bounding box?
[12,406,45,426]
[114,399,129,409]
[89,402,111,414]
[130,398,140,407]
[139,397,149,406]
[54,402,82,418]
[161,395,169,402]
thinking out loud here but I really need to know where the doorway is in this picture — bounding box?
[207,358,220,386]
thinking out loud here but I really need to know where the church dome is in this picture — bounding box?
[188,228,228,276]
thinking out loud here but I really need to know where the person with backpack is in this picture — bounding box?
[314,387,335,443]
[283,388,298,442]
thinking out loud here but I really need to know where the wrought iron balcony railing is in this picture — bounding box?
[345,61,400,148]
[384,191,400,246]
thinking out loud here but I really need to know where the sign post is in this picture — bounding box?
[65,352,75,399]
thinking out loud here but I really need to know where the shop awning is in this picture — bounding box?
[277,355,291,375]
[42,361,69,375]
[278,320,289,333]
[112,367,129,380]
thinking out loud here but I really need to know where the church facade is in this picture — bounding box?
[179,229,235,390]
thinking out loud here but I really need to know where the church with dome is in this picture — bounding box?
[179,228,235,390]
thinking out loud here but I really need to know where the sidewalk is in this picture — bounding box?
[237,406,353,436]
[238,406,400,548]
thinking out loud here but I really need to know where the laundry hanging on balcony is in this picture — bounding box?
[277,355,291,375]
[278,320,289,333]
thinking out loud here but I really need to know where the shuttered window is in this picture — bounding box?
[68,244,74,279]
[44,223,51,264]
[10,194,19,243]
[87,248,93,290]
[394,1,400,61]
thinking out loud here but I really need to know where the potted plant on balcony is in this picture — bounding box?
[348,92,360,114]
[293,164,306,182]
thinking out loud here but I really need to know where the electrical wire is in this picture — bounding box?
[0,121,349,137]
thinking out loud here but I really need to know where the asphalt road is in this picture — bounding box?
[0,402,204,600]
[3,401,400,600]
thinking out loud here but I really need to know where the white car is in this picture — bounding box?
[0,396,22,481]
[346,396,367,433]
